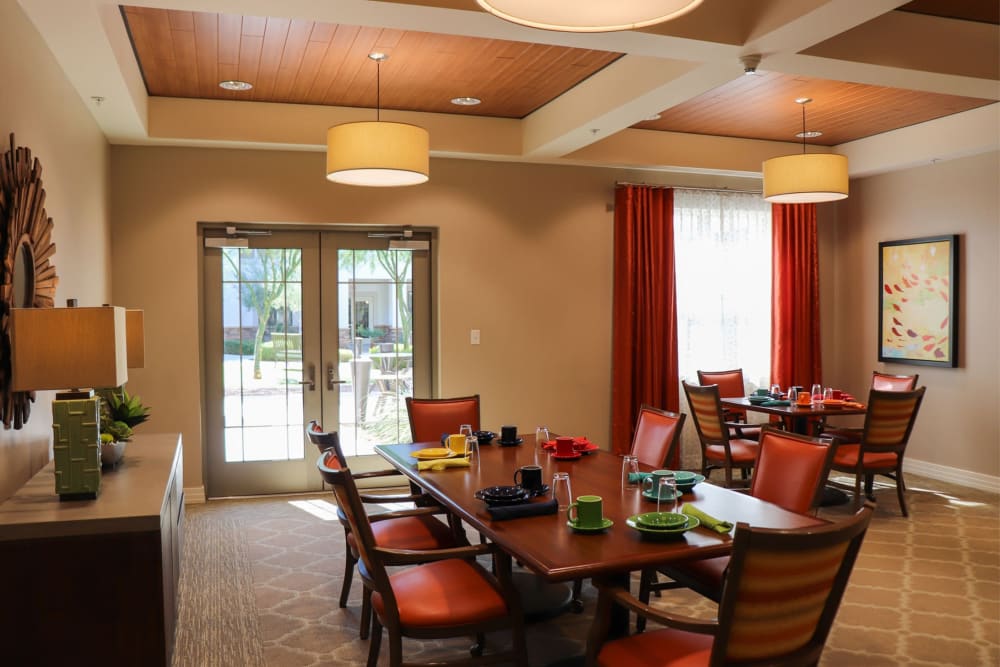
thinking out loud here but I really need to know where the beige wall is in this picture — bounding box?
[0,2,112,500]
[828,151,1000,478]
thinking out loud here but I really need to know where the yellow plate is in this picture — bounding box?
[411,448,458,460]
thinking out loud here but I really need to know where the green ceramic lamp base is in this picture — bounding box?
[52,392,102,500]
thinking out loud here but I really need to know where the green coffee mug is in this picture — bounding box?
[567,495,604,528]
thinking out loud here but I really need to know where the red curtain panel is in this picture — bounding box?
[770,203,822,390]
[612,185,679,460]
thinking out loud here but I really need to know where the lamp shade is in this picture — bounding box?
[126,309,145,369]
[762,153,849,203]
[326,121,429,187]
[475,0,703,32]
[10,306,128,391]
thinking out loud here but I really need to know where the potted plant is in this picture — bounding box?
[98,388,151,467]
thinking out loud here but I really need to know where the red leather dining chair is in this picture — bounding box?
[639,427,837,611]
[318,451,529,667]
[586,504,874,667]
[630,405,686,469]
[683,381,759,488]
[696,368,761,440]
[821,371,919,442]
[829,386,926,517]
[307,421,458,638]
[405,394,481,442]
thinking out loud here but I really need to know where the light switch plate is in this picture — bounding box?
[470,329,481,345]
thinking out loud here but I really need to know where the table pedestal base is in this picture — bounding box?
[820,486,850,506]
[512,571,573,623]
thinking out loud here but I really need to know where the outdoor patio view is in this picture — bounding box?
[222,246,414,462]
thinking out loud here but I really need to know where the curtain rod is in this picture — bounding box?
[615,181,762,195]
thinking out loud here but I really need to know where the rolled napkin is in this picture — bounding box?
[416,457,471,471]
[487,498,558,521]
[681,503,734,534]
[761,399,790,406]
[628,472,652,483]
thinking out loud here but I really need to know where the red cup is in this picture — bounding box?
[555,436,576,456]
[832,389,843,400]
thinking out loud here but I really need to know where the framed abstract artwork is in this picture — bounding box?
[878,234,958,367]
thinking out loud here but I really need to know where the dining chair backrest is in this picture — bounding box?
[630,405,686,469]
[316,451,396,606]
[860,387,926,453]
[683,381,729,444]
[712,504,874,665]
[871,371,919,392]
[750,427,836,514]
[696,369,746,399]
[307,420,344,459]
[405,395,481,442]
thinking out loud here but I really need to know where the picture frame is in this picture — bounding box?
[878,234,958,367]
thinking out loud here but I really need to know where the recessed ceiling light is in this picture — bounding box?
[451,97,481,106]
[645,113,662,121]
[219,80,253,91]
[796,130,823,139]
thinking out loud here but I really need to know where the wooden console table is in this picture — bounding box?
[0,433,184,667]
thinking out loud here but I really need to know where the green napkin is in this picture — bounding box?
[681,503,734,533]
[416,457,471,471]
[761,399,790,406]
[628,472,652,483]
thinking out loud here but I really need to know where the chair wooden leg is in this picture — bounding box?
[864,473,876,499]
[341,545,357,608]
[896,466,909,517]
[470,633,485,657]
[572,578,585,612]
[636,570,655,632]
[388,627,404,667]
[366,616,383,667]
[853,474,864,511]
[360,586,372,639]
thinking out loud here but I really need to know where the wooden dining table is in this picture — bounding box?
[721,396,866,435]
[375,434,825,590]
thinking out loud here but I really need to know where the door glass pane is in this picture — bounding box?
[221,247,305,463]
[337,249,413,455]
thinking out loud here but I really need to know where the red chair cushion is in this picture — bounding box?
[372,559,508,627]
[598,626,713,667]
[832,444,898,470]
[347,515,455,552]
[705,439,758,464]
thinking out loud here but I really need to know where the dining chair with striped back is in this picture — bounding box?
[318,450,529,667]
[696,368,761,440]
[307,421,458,638]
[683,381,760,488]
[821,371,919,443]
[639,427,837,612]
[586,504,875,667]
[829,386,926,517]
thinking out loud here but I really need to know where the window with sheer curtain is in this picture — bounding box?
[674,189,772,391]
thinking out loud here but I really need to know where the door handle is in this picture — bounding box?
[328,363,347,390]
[297,364,316,391]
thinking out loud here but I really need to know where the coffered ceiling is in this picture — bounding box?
[16,0,1000,179]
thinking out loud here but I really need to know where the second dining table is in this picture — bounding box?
[375,434,825,591]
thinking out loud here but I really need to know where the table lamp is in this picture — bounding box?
[11,304,128,500]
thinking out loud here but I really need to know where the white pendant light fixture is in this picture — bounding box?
[762,98,848,203]
[475,0,703,33]
[326,53,429,187]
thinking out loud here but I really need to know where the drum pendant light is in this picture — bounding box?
[475,0,703,33]
[762,98,848,203]
[326,53,429,187]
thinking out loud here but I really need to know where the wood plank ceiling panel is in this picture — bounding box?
[634,72,996,144]
[122,6,622,119]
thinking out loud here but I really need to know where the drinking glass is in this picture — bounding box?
[464,434,478,463]
[459,424,473,439]
[535,426,550,448]
[770,383,781,398]
[656,472,676,514]
[811,383,823,407]
[621,455,640,491]
[787,387,799,404]
[552,472,573,511]
[823,387,834,402]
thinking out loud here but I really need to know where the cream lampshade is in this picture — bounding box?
[10,305,128,499]
[326,121,429,187]
[475,0,703,32]
[762,154,848,203]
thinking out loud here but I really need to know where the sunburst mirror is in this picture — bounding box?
[0,134,58,429]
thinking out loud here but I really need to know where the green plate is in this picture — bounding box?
[635,511,687,529]
[676,474,706,493]
[641,489,681,502]
[626,514,700,538]
[567,517,613,533]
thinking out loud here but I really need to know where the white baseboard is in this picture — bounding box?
[905,459,1000,494]
[184,486,207,504]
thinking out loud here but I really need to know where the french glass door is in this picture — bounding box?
[203,228,431,497]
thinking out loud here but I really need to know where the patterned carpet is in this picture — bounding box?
[173,473,999,666]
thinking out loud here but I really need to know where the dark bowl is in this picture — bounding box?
[477,485,526,500]
[473,430,495,444]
